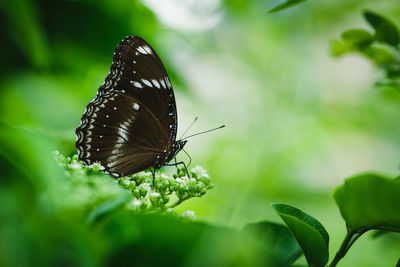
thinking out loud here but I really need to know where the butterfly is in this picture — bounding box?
[75,36,188,185]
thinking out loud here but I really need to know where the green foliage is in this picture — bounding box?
[364,10,400,46]
[52,151,132,220]
[2,0,400,266]
[1,148,306,267]
[272,204,329,267]
[242,222,302,265]
[271,173,400,267]
[119,165,213,212]
[333,173,400,233]
[54,152,214,218]
[267,0,307,13]
[340,29,374,48]
[98,213,297,267]
[332,11,400,90]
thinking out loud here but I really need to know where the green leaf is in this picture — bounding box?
[332,29,374,56]
[243,221,302,265]
[341,29,374,47]
[267,0,307,14]
[333,173,400,232]
[364,10,400,46]
[272,203,329,267]
[331,40,354,56]
[363,44,397,65]
[100,213,292,267]
[86,191,132,223]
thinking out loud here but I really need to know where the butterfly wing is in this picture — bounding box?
[76,36,178,177]
[100,36,178,142]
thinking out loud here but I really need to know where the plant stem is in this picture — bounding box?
[329,229,364,267]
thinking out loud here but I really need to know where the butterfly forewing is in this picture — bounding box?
[76,36,179,177]
[100,36,177,143]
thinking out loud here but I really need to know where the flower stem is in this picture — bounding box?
[329,229,365,267]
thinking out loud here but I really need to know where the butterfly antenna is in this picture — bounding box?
[180,117,198,139]
[182,125,225,140]
[182,148,192,168]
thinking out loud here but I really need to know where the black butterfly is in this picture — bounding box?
[76,36,188,183]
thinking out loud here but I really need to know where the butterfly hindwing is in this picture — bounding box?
[76,91,167,177]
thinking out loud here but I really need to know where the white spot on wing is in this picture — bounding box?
[130,81,143,88]
[166,78,172,88]
[159,79,166,89]
[117,118,133,143]
[152,79,160,88]
[141,79,152,87]
[143,45,152,54]
[118,127,128,142]
[137,46,147,54]
[133,103,140,110]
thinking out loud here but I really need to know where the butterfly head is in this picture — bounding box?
[169,140,187,162]
[154,140,188,169]
[173,140,187,157]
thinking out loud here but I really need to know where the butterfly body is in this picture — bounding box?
[76,36,186,178]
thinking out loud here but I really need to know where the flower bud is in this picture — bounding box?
[182,210,196,221]
[150,192,161,207]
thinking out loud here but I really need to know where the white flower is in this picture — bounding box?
[142,182,151,189]
[150,192,161,197]
[70,162,82,170]
[91,162,105,170]
[182,210,196,220]
[191,166,209,178]
[132,199,142,207]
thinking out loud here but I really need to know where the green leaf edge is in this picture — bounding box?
[267,0,307,14]
[242,221,303,264]
[363,10,400,46]
[341,29,373,42]
[272,203,329,246]
[86,192,132,223]
[333,173,400,233]
[272,203,330,267]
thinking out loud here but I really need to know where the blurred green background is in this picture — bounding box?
[1,0,400,266]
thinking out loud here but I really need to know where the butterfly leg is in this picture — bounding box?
[173,157,180,173]
[150,167,156,191]
[166,161,190,178]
